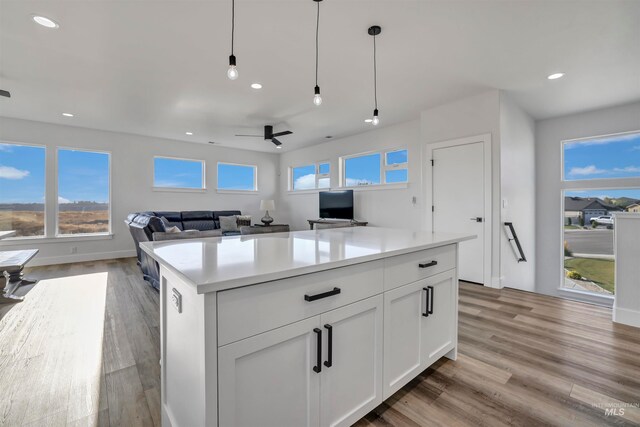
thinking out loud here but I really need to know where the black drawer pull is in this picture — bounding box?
[422,287,430,317]
[324,324,333,368]
[419,260,438,269]
[305,287,341,302]
[428,286,434,315]
[313,328,322,373]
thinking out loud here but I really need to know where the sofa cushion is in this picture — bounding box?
[154,211,183,230]
[213,210,242,220]
[152,229,223,241]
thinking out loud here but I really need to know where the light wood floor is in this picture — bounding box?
[1,259,639,426]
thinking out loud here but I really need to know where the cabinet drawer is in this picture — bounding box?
[217,260,384,346]
[383,245,456,290]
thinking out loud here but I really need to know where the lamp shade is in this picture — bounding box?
[260,199,275,211]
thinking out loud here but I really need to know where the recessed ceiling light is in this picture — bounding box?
[547,72,565,80]
[32,15,59,28]
[251,83,262,89]
[185,131,193,135]
[364,119,372,123]
[276,146,282,149]
[62,112,74,117]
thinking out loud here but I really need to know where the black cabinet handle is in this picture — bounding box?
[313,328,322,373]
[422,287,430,317]
[418,260,438,269]
[428,286,434,315]
[305,287,341,302]
[324,324,333,368]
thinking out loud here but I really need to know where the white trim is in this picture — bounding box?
[55,147,112,237]
[0,233,113,246]
[216,189,259,195]
[613,305,640,328]
[217,162,258,192]
[27,249,136,267]
[153,187,207,193]
[153,156,206,190]
[341,183,409,192]
[424,133,492,288]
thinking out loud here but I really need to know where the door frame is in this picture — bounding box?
[424,134,492,287]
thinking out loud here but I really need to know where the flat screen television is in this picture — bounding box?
[319,190,354,220]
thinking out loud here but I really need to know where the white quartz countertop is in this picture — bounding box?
[140,227,475,293]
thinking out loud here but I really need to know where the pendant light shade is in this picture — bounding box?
[227,0,238,80]
[368,25,381,125]
[313,0,323,106]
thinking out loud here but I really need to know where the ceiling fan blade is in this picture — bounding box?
[271,138,282,146]
[272,130,292,137]
[235,134,263,137]
[0,89,10,98]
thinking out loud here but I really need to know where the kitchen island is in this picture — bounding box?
[141,227,475,427]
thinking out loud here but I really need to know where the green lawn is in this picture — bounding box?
[564,257,615,294]
[564,225,581,229]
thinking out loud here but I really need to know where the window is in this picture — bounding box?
[154,157,205,190]
[57,148,110,235]
[564,132,640,181]
[291,162,330,190]
[561,131,640,296]
[217,162,257,191]
[342,148,408,187]
[0,143,46,237]
[384,149,408,183]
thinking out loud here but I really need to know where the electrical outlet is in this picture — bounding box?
[171,288,182,313]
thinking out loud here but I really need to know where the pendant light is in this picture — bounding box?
[368,25,381,125]
[227,0,238,80]
[312,0,323,106]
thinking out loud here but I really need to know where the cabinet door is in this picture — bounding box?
[422,270,457,367]
[320,295,383,427]
[218,316,321,427]
[383,279,427,399]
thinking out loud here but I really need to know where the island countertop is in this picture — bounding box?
[140,227,475,294]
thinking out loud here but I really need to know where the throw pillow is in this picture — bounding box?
[219,215,239,232]
[165,226,181,233]
[236,215,252,226]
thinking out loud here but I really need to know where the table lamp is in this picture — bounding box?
[260,199,275,225]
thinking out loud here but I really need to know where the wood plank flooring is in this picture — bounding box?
[1,258,639,426]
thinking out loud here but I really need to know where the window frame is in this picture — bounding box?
[152,155,206,192]
[216,161,258,193]
[289,161,331,191]
[559,130,640,302]
[55,147,112,237]
[340,147,408,189]
[0,140,48,240]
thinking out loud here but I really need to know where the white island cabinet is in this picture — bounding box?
[141,227,474,427]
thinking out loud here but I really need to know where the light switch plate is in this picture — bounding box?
[171,288,182,313]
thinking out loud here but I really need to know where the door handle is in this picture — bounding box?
[422,287,430,317]
[428,286,434,315]
[470,217,483,223]
[324,324,333,368]
[313,328,322,373]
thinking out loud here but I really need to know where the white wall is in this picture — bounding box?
[0,117,279,266]
[421,91,503,285]
[277,120,423,231]
[499,93,536,291]
[535,101,640,297]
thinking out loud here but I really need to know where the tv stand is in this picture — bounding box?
[307,219,368,230]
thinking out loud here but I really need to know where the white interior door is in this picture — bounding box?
[432,142,486,284]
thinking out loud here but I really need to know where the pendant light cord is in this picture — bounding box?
[373,33,378,110]
[315,1,320,87]
[231,0,235,55]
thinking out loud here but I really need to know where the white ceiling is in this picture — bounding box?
[1,0,639,152]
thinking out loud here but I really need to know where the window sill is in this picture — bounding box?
[0,233,114,246]
[216,189,259,195]
[288,189,331,195]
[153,187,206,193]
[341,183,409,192]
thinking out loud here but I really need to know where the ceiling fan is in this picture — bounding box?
[235,125,292,147]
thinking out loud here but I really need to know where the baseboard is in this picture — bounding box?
[28,249,137,267]
[613,306,640,328]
